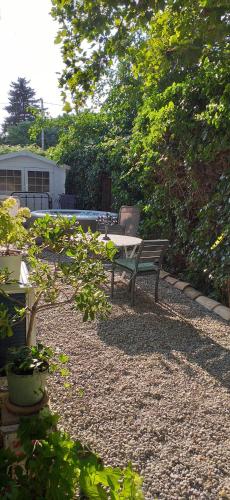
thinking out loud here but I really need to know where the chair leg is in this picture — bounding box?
[131,275,136,306]
[111,266,115,298]
[128,277,132,292]
[155,269,160,302]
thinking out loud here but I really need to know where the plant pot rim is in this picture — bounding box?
[7,362,49,377]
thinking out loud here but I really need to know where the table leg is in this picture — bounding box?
[121,245,137,279]
[129,245,137,259]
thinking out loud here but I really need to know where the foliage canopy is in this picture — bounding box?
[42,1,230,303]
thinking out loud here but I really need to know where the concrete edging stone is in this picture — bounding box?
[160,270,230,322]
[164,276,179,285]
[174,281,190,291]
[195,295,220,311]
[183,286,202,300]
[213,305,230,322]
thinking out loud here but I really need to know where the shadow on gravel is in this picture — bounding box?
[97,290,230,390]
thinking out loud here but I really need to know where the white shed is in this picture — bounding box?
[0,151,69,209]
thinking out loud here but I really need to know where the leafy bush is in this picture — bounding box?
[0,213,116,344]
[0,409,143,499]
[0,144,47,157]
[189,170,230,303]
[45,112,110,209]
[0,198,31,255]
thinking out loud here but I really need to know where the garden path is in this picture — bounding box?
[37,274,230,499]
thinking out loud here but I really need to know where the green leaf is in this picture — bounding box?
[58,354,69,364]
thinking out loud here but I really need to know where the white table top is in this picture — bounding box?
[99,234,142,248]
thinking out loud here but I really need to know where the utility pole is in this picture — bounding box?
[40,98,45,150]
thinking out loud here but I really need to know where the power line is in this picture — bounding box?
[0,100,62,107]
[43,101,63,107]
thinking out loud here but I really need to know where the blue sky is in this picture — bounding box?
[0,0,64,126]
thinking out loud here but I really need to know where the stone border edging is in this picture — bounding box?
[160,271,230,321]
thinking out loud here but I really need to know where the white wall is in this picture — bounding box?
[0,155,66,209]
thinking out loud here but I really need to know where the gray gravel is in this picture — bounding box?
[37,273,230,499]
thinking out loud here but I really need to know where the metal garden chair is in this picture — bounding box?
[111,239,169,305]
[118,205,140,236]
[97,206,140,237]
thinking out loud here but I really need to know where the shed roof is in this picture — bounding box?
[0,151,70,170]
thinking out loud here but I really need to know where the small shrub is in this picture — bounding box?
[0,409,143,499]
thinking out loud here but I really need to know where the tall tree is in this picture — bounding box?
[3,77,40,132]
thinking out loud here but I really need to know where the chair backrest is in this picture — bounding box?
[136,239,169,269]
[118,206,140,236]
[59,194,77,209]
[97,222,125,235]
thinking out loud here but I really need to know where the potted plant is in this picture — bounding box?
[0,197,31,280]
[6,344,69,407]
[0,210,116,407]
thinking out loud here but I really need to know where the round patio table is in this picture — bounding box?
[98,234,142,250]
[72,233,142,267]
[99,235,142,278]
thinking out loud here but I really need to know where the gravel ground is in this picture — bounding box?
[37,272,230,499]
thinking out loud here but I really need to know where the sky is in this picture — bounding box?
[0,0,64,127]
